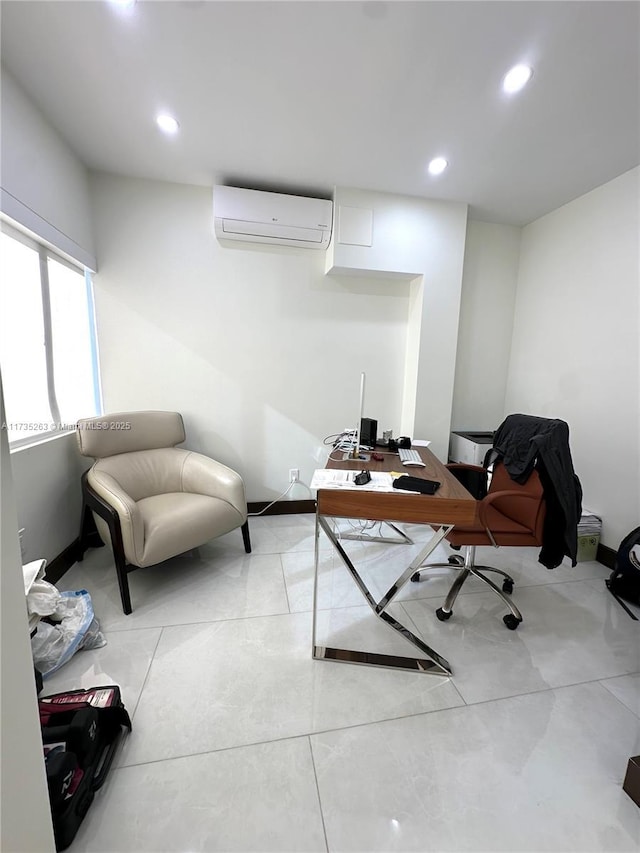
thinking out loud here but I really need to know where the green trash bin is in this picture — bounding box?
[576,511,601,562]
[577,534,600,562]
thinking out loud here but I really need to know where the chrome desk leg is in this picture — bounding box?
[312,510,321,659]
[376,525,453,612]
[313,515,452,676]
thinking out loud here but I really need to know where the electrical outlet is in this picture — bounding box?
[289,468,299,483]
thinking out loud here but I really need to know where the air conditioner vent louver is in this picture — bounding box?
[214,186,332,250]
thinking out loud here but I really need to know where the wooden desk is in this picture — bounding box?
[313,446,476,676]
[320,446,476,526]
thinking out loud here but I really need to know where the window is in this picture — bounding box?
[0,224,101,446]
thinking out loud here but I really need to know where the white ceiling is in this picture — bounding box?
[1,0,639,225]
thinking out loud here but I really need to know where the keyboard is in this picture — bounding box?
[398,448,425,467]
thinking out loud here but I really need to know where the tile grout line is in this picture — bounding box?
[452,669,640,710]
[80,547,610,632]
[128,625,165,723]
[111,671,640,776]
[592,675,640,720]
[98,571,612,634]
[278,552,293,614]
[306,735,330,853]
[114,697,471,772]
[99,606,296,635]
[396,600,469,706]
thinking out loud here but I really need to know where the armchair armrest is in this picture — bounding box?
[88,469,144,565]
[181,452,247,521]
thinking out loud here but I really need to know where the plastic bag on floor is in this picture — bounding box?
[26,577,63,619]
[23,558,48,597]
[31,589,106,679]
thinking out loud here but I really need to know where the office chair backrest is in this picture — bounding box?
[489,461,545,539]
[77,411,186,458]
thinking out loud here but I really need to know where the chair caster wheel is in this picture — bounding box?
[448,555,464,566]
[502,579,514,594]
[436,607,452,621]
[411,572,421,583]
[503,614,521,630]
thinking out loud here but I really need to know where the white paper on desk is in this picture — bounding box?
[310,469,397,492]
[412,439,431,447]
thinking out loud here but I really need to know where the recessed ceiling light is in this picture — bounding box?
[156,114,180,135]
[502,64,533,94]
[428,157,448,176]
[109,0,136,8]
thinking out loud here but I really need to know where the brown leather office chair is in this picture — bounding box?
[411,460,546,629]
[76,411,251,615]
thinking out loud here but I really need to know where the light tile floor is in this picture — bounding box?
[47,514,640,852]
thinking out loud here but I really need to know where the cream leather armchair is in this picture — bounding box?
[77,411,250,614]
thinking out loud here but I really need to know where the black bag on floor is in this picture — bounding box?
[605,526,640,619]
[39,685,132,851]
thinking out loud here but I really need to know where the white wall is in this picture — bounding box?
[10,434,89,563]
[506,167,639,548]
[89,173,424,500]
[0,381,56,852]
[326,187,469,459]
[451,220,521,431]
[0,66,96,269]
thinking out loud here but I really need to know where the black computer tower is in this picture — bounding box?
[360,418,377,449]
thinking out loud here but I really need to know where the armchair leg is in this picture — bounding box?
[241,520,252,554]
[78,502,92,562]
[81,470,134,615]
[115,555,132,616]
[78,496,104,561]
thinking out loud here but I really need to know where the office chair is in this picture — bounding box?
[411,460,546,629]
[76,411,251,614]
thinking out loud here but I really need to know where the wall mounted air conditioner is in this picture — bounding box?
[213,185,333,250]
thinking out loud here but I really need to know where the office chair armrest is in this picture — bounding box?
[446,463,486,473]
[479,490,541,529]
[181,452,248,520]
[88,469,144,565]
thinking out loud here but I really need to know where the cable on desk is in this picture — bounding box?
[324,429,359,459]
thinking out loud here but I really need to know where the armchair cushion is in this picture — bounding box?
[87,448,247,568]
[136,493,244,567]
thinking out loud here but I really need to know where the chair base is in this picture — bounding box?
[411,545,523,628]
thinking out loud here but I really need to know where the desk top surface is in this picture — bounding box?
[320,445,477,525]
